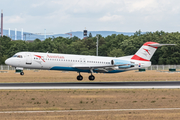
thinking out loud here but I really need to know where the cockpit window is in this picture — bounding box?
[13,55,17,57]
[13,55,23,58]
[17,55,23,58]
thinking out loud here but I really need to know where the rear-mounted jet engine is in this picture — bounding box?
[111,59,135,68]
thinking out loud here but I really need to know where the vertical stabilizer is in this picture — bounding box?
[131,42,159,61]
[131,42,176,61]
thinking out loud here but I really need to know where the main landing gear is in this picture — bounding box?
[77,72,95,81]
[89,74,95,81]
[89,69,95,81]
[77,73,83,81]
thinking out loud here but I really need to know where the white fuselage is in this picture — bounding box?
[5,52,151,73]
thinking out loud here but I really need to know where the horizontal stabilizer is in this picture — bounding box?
[148,44,176,47]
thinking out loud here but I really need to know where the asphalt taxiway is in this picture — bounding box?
[0,81,180,89]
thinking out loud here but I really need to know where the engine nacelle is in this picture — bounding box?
[111,59,131,66]
[118,64,134,68]
[111,59,134,68]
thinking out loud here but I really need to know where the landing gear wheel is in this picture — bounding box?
[77,75,83,81]
[89,75,95,81]
[20,72,24,76]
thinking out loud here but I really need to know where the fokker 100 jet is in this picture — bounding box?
[5,42,175,81]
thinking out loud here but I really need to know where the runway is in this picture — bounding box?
[1,81,180,89]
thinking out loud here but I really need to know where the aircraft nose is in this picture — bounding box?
[5,58,11,65]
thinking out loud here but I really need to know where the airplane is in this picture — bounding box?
[5,41,175,81]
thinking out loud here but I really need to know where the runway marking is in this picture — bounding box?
[1,108,180,114]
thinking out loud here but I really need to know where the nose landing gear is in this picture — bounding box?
[20,72,24,75]
[15,67,24,76]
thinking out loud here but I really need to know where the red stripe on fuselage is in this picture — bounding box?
[34,55,45,62]
[131,55,150,61]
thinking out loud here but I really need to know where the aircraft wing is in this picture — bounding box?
[73,64,130,69]
[73,64,131,73]
[73,65,112,70]
[73,65,113,73]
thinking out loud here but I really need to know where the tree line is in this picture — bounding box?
[0,30,179,65]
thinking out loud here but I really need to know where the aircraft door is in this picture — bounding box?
[26,53,32,65]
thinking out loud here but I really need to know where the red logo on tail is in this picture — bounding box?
[143,48,150,55]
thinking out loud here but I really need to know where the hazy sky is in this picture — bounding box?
[1,0,180,34]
